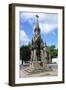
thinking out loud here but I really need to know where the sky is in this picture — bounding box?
[19,12,58,48]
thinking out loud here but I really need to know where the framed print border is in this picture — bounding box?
[9,3,65,86]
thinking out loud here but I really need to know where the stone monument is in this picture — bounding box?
[30,15,52,70]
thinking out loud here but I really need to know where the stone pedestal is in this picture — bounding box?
[29,61,47,71]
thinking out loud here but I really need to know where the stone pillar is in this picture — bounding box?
[48,54,52,64]
[31,49,39,70]
[43,49,47,64]
[33,49,37,61]
[41,50,44,62]
[31,50,33,62]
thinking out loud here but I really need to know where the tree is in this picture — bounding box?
[20,44,31,64]
[48,45,58,59]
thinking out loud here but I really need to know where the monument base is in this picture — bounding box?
[25,61,52,74]
[31,61,47,69]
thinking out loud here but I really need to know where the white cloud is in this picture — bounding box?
[20,13,35,25]
[20,12,57,23]
[20,12,58,34]
[20,30,30,46]
[40,23,57,34]
[40,13,58,24]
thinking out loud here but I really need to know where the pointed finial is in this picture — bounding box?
[34,15,40,32]
[36,15,39,18]
[35,15,39,27]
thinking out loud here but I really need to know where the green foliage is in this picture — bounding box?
[20,44,31,63]
[48,45,58,59]
[20,44,58,64]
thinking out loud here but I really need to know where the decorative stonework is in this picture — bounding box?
[30,15,52,70]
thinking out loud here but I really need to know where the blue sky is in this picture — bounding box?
[19,12,58,48]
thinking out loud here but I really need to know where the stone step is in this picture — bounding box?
[24,67,34,73]
[24,67,45,73]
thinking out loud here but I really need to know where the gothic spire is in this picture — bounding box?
[36,15,39,28]
[34,15,40,32]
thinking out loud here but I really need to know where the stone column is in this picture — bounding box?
[43,49,47,64]
[33,49,37,61]
[31,50,33,62]
[41,50,44,62]
[48,54,52,64]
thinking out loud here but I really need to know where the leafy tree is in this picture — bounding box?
[20,44,31,64]
[48,45,58,59]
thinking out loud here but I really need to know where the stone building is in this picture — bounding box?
[30,15,52,69]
